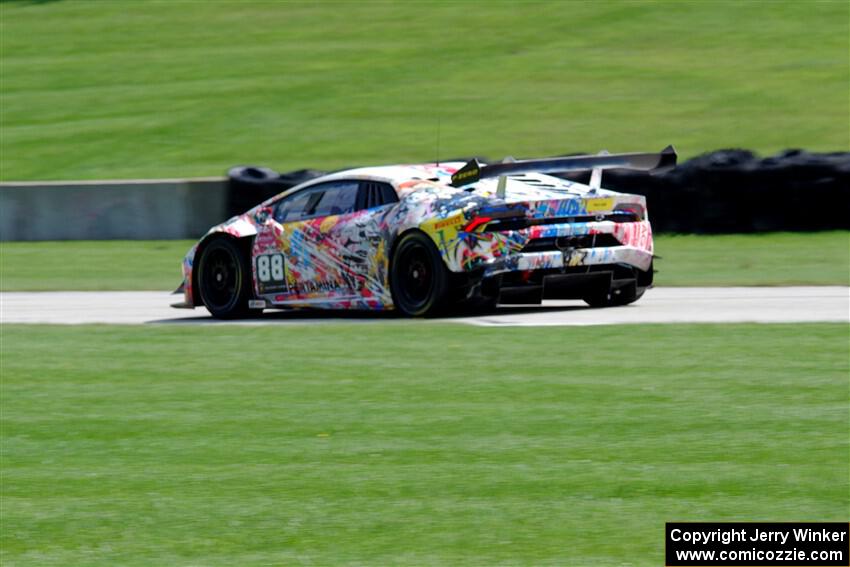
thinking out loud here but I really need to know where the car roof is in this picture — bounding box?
[258,161,608,210]
[310,163,466,186]
[303,162,582,192]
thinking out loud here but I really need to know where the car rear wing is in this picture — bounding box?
[450,145,677,188]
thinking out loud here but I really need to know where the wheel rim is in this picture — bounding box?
[398,243,434,309]
[202,246,240,310]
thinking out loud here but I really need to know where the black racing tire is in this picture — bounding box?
[227,165,279,185]
[390,231,450,317]
[197,237,255,319]
[464,295,499,313]
[583,286,646,308]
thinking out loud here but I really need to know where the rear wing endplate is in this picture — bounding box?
[450,145,677,188]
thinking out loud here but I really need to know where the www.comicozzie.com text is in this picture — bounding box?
[670,526,847,546]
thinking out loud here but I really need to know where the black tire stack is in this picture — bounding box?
[226,166,325,217]
[555,149,850,233]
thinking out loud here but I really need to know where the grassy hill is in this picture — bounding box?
[1,1,848,180]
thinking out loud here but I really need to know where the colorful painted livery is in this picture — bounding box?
[173,148,676,317]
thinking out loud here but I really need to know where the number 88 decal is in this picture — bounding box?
[256,253,286,283]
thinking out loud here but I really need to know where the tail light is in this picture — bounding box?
[462,216,493,233]
[462,205,529,233]
[613,204,645,221]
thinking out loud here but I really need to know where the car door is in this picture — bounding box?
[252,180,361,305]
[314,180,400,308]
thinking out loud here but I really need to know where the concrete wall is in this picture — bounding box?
[0,178,228,241]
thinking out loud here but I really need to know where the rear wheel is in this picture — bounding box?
[459,277,499,313]
[390,232,449,317]
[583,286,645,308]
[197,237,254,319]
[583,263,652,308]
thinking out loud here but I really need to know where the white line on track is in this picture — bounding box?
[1,287,847,326]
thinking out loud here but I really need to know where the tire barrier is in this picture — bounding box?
[555,149,850,233]
[227,149,848,233]
[227,166,324,217]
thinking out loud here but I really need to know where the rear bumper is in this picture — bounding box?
[456,219,654,277]
[495,267,647,304]
[483,244,653,278]
[447,219,654,305]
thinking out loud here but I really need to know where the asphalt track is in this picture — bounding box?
[1,287,847,326]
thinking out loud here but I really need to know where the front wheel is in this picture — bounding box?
[390,232,449,317]
[197,237,254,319]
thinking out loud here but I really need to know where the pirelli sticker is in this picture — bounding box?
[585,197,615,214]
[433,216,464,230]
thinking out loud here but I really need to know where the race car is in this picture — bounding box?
[173,147,676,318]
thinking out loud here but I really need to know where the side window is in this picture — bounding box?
[273,181,359,223]
[310,182,359,218]
[274,190,315,223]
[357,181,399,210]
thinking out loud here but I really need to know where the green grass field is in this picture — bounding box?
[2,323,847,566]
[2,3,848,565]
[1,232,847,291]
[1,1,848,181]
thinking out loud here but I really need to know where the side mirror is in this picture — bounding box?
[254,206,273,224]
